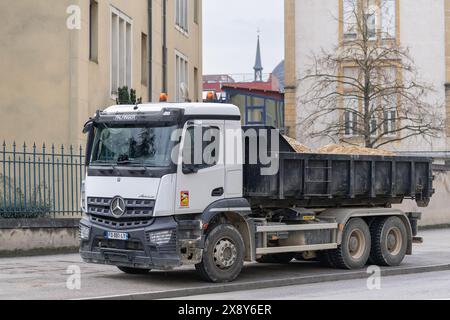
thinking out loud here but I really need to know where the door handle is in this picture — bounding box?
[211,187,224,197]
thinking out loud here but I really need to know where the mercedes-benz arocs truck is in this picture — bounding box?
[79,103,434,283]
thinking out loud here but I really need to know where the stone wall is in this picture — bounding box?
[0,219,79,256]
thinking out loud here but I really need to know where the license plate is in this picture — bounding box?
[105,231,129,241]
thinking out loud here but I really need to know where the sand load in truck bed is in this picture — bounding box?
[316,144,394,156]
[282,135,393,156]
[282,135,312,153]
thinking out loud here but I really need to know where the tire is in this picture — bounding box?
[256,253,294,264]
[195,224,245,283]
[117,266,151,275]
[369,216,408,266]
[329,218,371,270]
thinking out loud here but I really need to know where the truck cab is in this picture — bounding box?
[80,103,248,279]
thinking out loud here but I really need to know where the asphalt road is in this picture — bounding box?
[176,270,450,300]
[0,228,449,300]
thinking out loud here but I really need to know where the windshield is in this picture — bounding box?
[90,124,177,167]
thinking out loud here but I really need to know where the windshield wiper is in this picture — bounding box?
[116,161,156,176]
[116,160,133,165]
[91,160,115,167]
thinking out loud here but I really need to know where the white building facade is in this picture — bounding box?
[285,0,450,152]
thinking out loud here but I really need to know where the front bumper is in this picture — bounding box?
[79,216,203,270]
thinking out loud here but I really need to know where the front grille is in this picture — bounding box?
[87,197,155,230]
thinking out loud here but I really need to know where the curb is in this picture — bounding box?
[82,263,450,300]
[419,224,450,231]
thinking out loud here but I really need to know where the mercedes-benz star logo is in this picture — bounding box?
[110,196,126,218]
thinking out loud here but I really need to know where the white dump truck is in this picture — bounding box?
[79,103,433,282]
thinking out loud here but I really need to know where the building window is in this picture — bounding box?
[175,52,188,102]
[382,94,397,136]
[176,0,188,33]
[141,33,148,86]
[446,84,450,137]
[194,67,199,102]
[381,0,396,39]
[381,68,397,136]
[194,0,199,24]
[344,97,359,136]
[89,0,98,62]
[343,0,397,41]
[247,107,265,124]
[343,67,359,137]
[370,102,377,137]
[246,96,265,124]
[383,110,396,135]
[364,0,377,40]
[343,0,357,40]
[111,7,133,96]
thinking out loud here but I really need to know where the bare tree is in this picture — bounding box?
[299,0,444,149]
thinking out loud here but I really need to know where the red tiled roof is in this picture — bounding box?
[221,84,284,100]
[203,82,222,93]
[222,74,281,92]
[203,73,282,94]
[224,81,274,91]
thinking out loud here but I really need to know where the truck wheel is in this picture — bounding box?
[329,218,371,270]
[195,224,245,283]
[256,253,294,264]
[117,267,151,275]
[370,216,407,266]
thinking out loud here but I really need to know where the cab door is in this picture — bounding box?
[175,120,225,214]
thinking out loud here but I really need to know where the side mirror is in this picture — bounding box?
[83,120,94,134]
[182,164,198,175]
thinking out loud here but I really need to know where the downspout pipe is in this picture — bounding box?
[162,0,167,94]
[148,0,153,102]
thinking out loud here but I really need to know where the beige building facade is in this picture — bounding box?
[0,0,202,147]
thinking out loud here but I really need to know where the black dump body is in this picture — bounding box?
[242,127,434,209]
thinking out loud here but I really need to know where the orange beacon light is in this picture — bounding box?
[159,93,168,102]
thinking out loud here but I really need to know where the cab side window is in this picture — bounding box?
[182,125,220,170]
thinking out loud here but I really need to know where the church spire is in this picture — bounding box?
[254,31,263,82]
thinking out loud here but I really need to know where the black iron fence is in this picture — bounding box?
[0,142,85,218]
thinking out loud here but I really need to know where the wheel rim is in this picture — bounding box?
[213,238,237,270]
[386,227,402,256]
[347,229,366,260]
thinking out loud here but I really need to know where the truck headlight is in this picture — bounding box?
[148,230,173,245]
[79,224,90,240]
[80,181,86,212]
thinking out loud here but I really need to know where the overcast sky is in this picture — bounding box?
[202,0,284,76]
